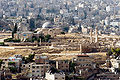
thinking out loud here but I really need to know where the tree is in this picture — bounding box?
[28,54,35,61]
[29,18,35,29]
[107,50,113,56]
[37,14,44,20]
[61,32,65,34]
[50,67,59,73]
[115,48,120,54]
[4,38,20,42]
[0,59,2,68]
[9,67,17,73]
[12,23,17,38]
[39,34,44,42]
[13,23,17,33]
[44,35,51,42]
[70,18,75,25]
[69,61,76,73]
[0,42,4,46]
[63,27,69,32]
[22,54,35,64]
[78,26,82,32]
[32,36,37,42]
[110,48,120,58]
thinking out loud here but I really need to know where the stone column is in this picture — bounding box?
[95,27,98,43]
[90,28,93,43]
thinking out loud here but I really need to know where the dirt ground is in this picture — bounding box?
[0,48,33,58]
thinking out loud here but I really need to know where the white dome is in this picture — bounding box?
[42,22,52,28]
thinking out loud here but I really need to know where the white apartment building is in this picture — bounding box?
[110,56,120,69]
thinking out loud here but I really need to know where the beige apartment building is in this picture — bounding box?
[34,54,49,64]
[72,55,95,74]
[56,60,69,72]
[22,63,50,77]
[22,54,50,78]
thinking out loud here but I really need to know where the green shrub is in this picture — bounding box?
[13,39,20,42]
[22,54,35,64]
[9,67,17,73]
[69,61,76,73]
[0,59,3,68]
[61,32,65,34]
[107,48,120,58]
[4,38,13,42]
[4,38,20,42]
[0,42,4,46]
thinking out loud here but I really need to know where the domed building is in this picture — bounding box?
[42,22,53,29]
[35,21,62,37]
[36,21,53,34]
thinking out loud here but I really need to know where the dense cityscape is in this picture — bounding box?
[0,0,119,80]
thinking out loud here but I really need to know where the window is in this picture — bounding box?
[41,66,43,68]
[62,77,64,79]
[55,77,58,79]
[46,66,48,68]
[32,66,35,68]
[37,66,39,68]
[65,61,68,63]
[37,70,39,72]
[36,56,39,59]
[23,65,25,67]
[32,70,35,72]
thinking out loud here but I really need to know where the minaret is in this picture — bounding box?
[95,27,98,43]
[90,28,93,43]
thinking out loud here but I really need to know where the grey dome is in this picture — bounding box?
[42,22,52,28]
